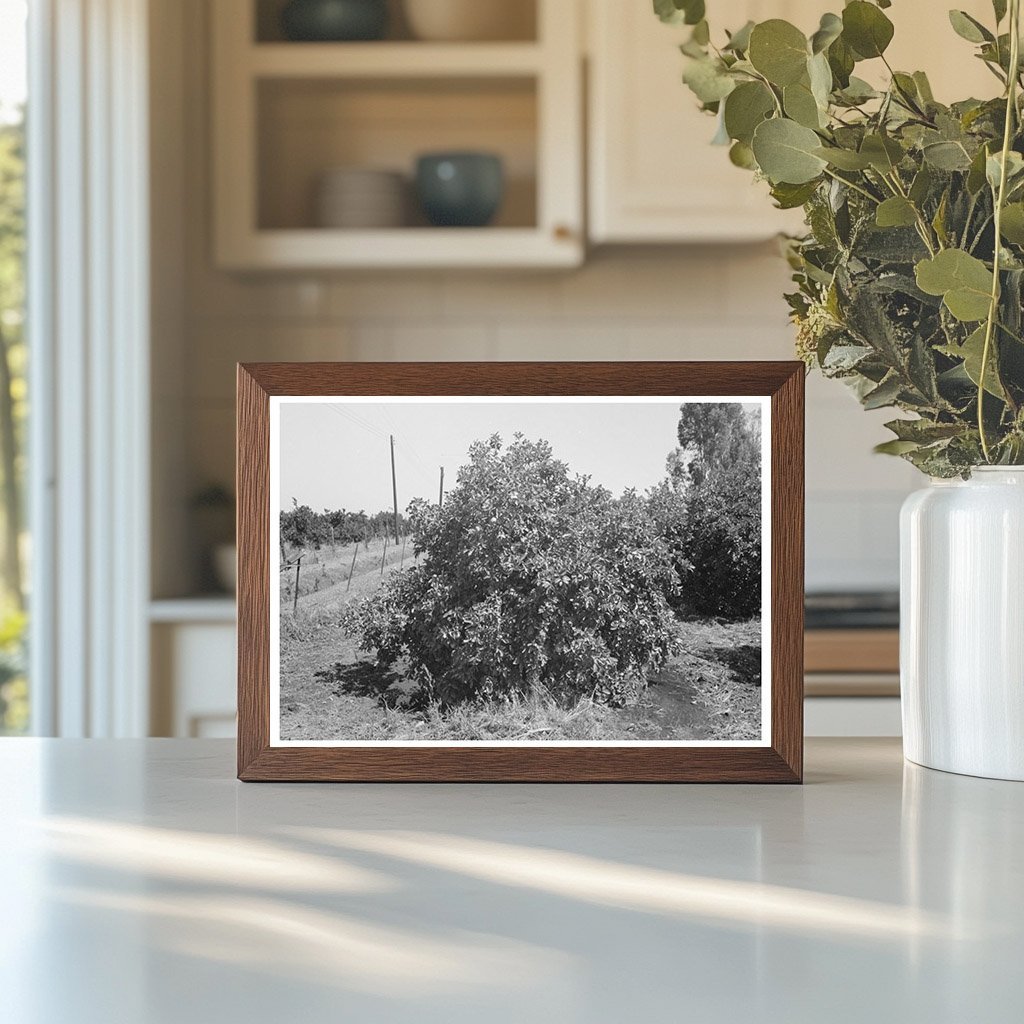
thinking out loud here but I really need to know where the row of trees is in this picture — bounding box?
[343,407,762,709]
[280,501,411,552]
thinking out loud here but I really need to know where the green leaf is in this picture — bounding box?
[723,81,775,144]
[827,36,856,88]
[808,51,833,109]
[876,197,918,228]
[784,80,824,129]
[810,12,843,54]
[1001,203,1024,245]
[885,418,964,443]
[932,190,950,246]
[748,20,809,86]
[948,10,994,44]
[729,140,757,170]
[771,180,820,209]
[967,144,991,193]
[909,164,933,205]
[913,71,935,104]
[939,325,1006,398]
[993,0,1008,24]
[862,375,903,409]
[923,140,973,171]
[815,145,872,170]
[861,133,904,173]
[986,150,1024,191]
[653,0,705,26]
[751,118,828,184]
[682,57,736,104]
[842,1,895,59]
[875,439,922,455]
[724,20,755,53]
[915,249,994,322]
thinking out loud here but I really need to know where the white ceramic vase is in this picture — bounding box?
[900,467,1024,781]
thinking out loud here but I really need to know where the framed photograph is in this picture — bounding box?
[237,362,804,782]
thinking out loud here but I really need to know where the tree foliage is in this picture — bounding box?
[660,0,1024,475]
[675,402,760,485]
[280,502,409,551]
[344,435,681,707]
[654,404,762,619]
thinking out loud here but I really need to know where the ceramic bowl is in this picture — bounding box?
[316,168,407,228]
[403,0,534,42]
[415,152,504,228]
[281,0,388,42]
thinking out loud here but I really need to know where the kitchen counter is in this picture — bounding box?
[1,738,1020,1023]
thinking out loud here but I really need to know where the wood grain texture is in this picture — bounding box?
[804,629,900,674]
[236,365,271,778]
[237,361,805,783]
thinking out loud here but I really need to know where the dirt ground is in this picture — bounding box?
[278,554,763,741]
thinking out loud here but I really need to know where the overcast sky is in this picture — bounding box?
[277,399,761,515]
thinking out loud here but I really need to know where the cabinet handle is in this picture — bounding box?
[553,224,574,241]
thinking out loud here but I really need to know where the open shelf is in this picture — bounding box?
[212,0,582,269]
[249,41,544,77]
[257,76,538,232]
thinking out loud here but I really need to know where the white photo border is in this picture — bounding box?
[269,395,772,748]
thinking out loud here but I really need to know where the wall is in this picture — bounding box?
[156,0,920,598]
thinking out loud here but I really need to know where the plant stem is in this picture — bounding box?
[822,167,881,205]
[884,170,939,254]
[979,0,1021,462]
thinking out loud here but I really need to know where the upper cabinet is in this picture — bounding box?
[211,0,584,269]
[586,0,999,245]
[587,0,818,244]
[211,0,1006,266]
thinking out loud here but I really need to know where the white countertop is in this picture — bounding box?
[1,738,1020,1023]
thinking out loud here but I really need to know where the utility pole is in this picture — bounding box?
[390,435,399,543]
[439,466,445,507]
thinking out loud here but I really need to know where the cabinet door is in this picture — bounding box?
[587,0,996,244]
[587,0,806,243]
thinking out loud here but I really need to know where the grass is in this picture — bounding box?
[279,611,763,743]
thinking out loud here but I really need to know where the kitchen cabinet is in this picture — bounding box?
[211,0,583,269]
[150,600,236,738]
[586,0,998,244]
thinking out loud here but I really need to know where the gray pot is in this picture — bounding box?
[415,152,505,227]
[281,0,388,41]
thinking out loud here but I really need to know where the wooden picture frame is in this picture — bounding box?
[237,362,804,782]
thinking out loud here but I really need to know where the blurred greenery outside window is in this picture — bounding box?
[0,0,29,734]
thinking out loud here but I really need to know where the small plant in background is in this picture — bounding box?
[344,434,681,707]
[658,0,1024,476]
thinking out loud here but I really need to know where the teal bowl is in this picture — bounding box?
[281,0,388,42]
[415,153,505,228]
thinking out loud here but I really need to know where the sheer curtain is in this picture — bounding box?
[28,0,150,736]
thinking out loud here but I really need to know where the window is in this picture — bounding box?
[0,0,28,734]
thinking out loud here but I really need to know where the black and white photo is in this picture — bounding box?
[270,396,770,747]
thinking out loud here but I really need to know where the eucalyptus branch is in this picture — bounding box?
[979,0,1021,462]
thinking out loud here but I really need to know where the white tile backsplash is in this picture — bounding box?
[181,251,916,593]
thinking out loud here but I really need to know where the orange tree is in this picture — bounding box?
[344,435,680,707]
